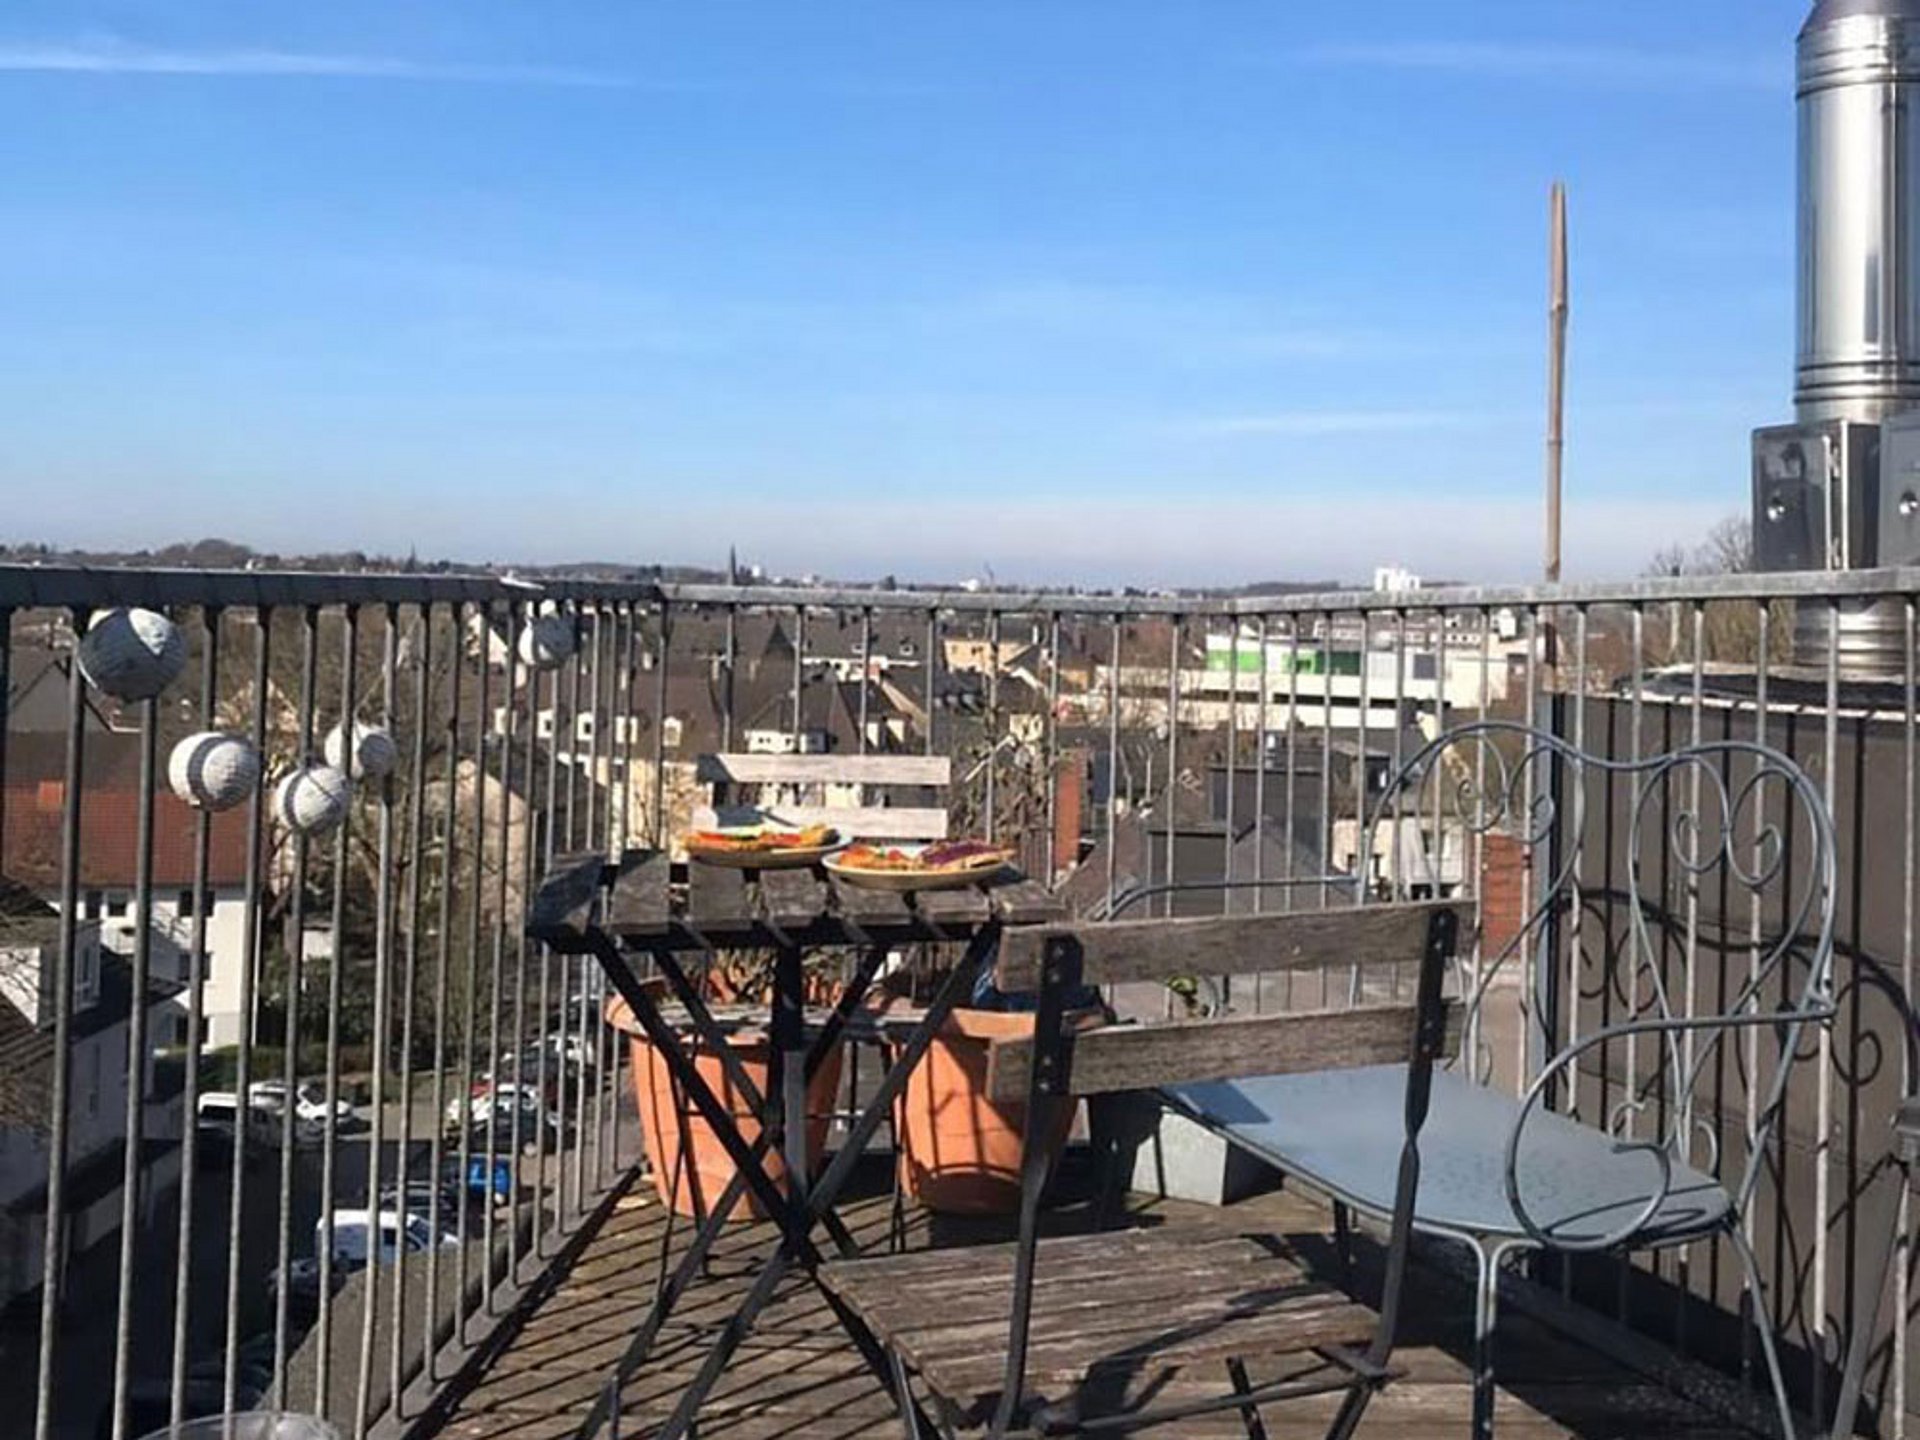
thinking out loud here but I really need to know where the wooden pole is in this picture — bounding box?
[1545,182,1569,586]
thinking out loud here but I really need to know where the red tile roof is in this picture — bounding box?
[3,730,255,889]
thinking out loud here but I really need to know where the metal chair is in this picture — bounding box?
[1162,720,1839,1440]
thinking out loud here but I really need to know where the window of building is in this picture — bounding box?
[106,894,127,918]
[83,890,103,919]
[662,716,683,751]
[178,888,195,918]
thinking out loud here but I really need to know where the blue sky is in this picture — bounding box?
[0,1,1806,585]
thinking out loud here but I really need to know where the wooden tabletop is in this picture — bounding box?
[528,849,1066,952]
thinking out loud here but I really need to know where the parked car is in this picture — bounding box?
[250,1077,356,1134]
[271,1206,460,1314]
[379,1175,479,1229]
[446,1077,561,1139]
[194,1091,278,1159]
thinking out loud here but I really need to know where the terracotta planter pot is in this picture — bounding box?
[891,1008,1084,1216]
[605,993,845,1221]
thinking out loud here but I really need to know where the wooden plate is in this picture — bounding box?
[687,841,843,871]
[822,852,1012,892]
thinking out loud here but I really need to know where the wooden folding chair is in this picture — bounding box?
[820,900,1464,1438]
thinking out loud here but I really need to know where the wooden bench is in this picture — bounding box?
[819,900,1465,1438]
[693,751,951,841]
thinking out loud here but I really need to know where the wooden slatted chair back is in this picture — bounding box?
[986,900,1465,1102]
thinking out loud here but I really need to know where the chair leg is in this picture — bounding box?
[1332,1201,1355,1290]
[891,1349,924,1440]
[1227,1357,1270,1440]
[1469,1241,1511,1440]
[1726,1221,1801,1440]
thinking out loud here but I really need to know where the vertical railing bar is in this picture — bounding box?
[1044,613,1061,884]
[422,602,461,1384]
[391,602,431,1415]
[1389,610,1408,1001]
[536,616,563,1238]
[536,637,560,1239]
[272,606,320,1404]
[315,603,360,1416]
[1224,619,1239,921]
[651,606,670,850]
[578,603,608,1210]
[1519,605,1539,1088]
[353,604,400,1438]
[170,604,221,1426]
[1566,606,1589,1124]
[108,685,160,1440]
[1898,595,1916,1432]
[1254,617,1272,962]
[457,604,493,1343]
[607,603,641,1182]
[792,605,806,749]
[583,599,606,1198]
[566,606,584,854]
[33,607,88,1440]
[985,611,1001,845]
[1164,618,1179,919]
[925,610,939,760]
[1282,618,1300,1009]
[498,603,526,1290]
[1813,598,1840,1414]
[721,606,737,753]
[514,605,541,1263]
[223,607,271,1416]
[1106,622,1122,913]
[858,608,873,757]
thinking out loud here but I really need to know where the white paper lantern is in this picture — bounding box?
[517,610,576,671]
[76,608,187,700]
[273,765,352,837]
[168,731,262,811]
[324,722,398,780]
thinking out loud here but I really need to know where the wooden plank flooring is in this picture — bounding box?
[434,1166,1761,1439]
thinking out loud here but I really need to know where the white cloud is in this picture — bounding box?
[0,40,624,86]
[1298,41,1776,90]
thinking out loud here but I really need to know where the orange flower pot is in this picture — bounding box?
[890,1008,1084,1216]
[606,993,845,1221]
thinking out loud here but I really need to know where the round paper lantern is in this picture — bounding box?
[517,610,576,671]
[324,722,398,780]
[76,608,187,701]
[273,765,352,837]
[168,731,262,811]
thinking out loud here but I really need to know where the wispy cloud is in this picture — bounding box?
[1187,410,1497,438]
[1298,40,1776,90]
[0,39,625,86]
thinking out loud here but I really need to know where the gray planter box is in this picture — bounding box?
[1112,1093,1278,1207]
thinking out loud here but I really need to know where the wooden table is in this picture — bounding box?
[527,849,1066,1440]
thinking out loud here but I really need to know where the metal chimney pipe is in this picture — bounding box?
[1786,0,1920,672]
[1797,0,1920,425]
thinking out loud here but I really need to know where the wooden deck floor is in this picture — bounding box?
[433,1165,1763,1440]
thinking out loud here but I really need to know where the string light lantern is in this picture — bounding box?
[76,607,188,701]
[273,764,352,837]
[324,722,399,781]
[517,608,576,671]
[167,731,262,812]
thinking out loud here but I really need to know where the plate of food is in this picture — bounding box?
[685,823,842,869]
[823,839,1014,891]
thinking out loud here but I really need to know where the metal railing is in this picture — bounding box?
[4,561,1919,1437]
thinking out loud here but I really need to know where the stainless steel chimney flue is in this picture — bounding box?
[1796,0,1920,424]
[1752,0,1920,674]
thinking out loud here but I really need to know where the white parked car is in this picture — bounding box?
[250,1078,355,1133]
[194,1091,278,1152]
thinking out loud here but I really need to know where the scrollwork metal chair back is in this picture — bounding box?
[1361,719,1838,1255]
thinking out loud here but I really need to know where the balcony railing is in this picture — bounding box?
[2,561,1918,1439]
